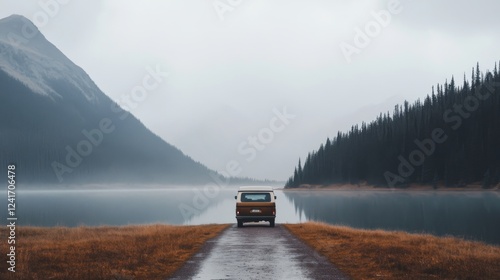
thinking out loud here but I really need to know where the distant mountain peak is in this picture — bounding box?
[0,14,40,44]
[0,14,34,26]
[0,14,34,24]
[1,14,30,20]
[0,14,100,102]
[0,14,215,185]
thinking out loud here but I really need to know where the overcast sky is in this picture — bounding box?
[1,0,499,181]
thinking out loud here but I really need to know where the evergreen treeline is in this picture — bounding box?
[286,62,500,188]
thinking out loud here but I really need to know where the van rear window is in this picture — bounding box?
[241,193,271,202]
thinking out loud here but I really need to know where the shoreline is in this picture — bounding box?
[285,222,500,279]
[280,182,500,192]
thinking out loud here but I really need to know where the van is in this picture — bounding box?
[235,186,276,227]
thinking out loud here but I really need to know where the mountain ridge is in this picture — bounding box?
[0,14,101,102]
[0,15,215,185]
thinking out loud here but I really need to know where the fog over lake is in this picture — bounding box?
[2,187,499,245]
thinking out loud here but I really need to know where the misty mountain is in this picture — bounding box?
[0,15,215,184]
[286,62,500,188]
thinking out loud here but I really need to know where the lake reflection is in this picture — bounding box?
[283,190,500,245]
[2,188,499,245]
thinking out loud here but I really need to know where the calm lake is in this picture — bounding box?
[2,187,500,245]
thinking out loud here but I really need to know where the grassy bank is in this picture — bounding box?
[0,224,228,280]
[285,222,500,279]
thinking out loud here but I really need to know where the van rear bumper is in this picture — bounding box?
[236,216,275,220]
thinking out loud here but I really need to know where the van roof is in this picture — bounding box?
[238,186,274,192]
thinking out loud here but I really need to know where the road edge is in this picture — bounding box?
[168,224,232,279]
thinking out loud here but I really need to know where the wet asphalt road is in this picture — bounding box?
[170,223,348,280]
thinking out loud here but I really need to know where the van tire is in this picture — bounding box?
[269,219,275,227]
[237,220,243,228]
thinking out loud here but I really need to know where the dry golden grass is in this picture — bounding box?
[0,224,228,280]
[285,222,500,279]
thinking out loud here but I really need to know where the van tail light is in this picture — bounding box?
[273,210,275,215]
[236,211,240,215]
